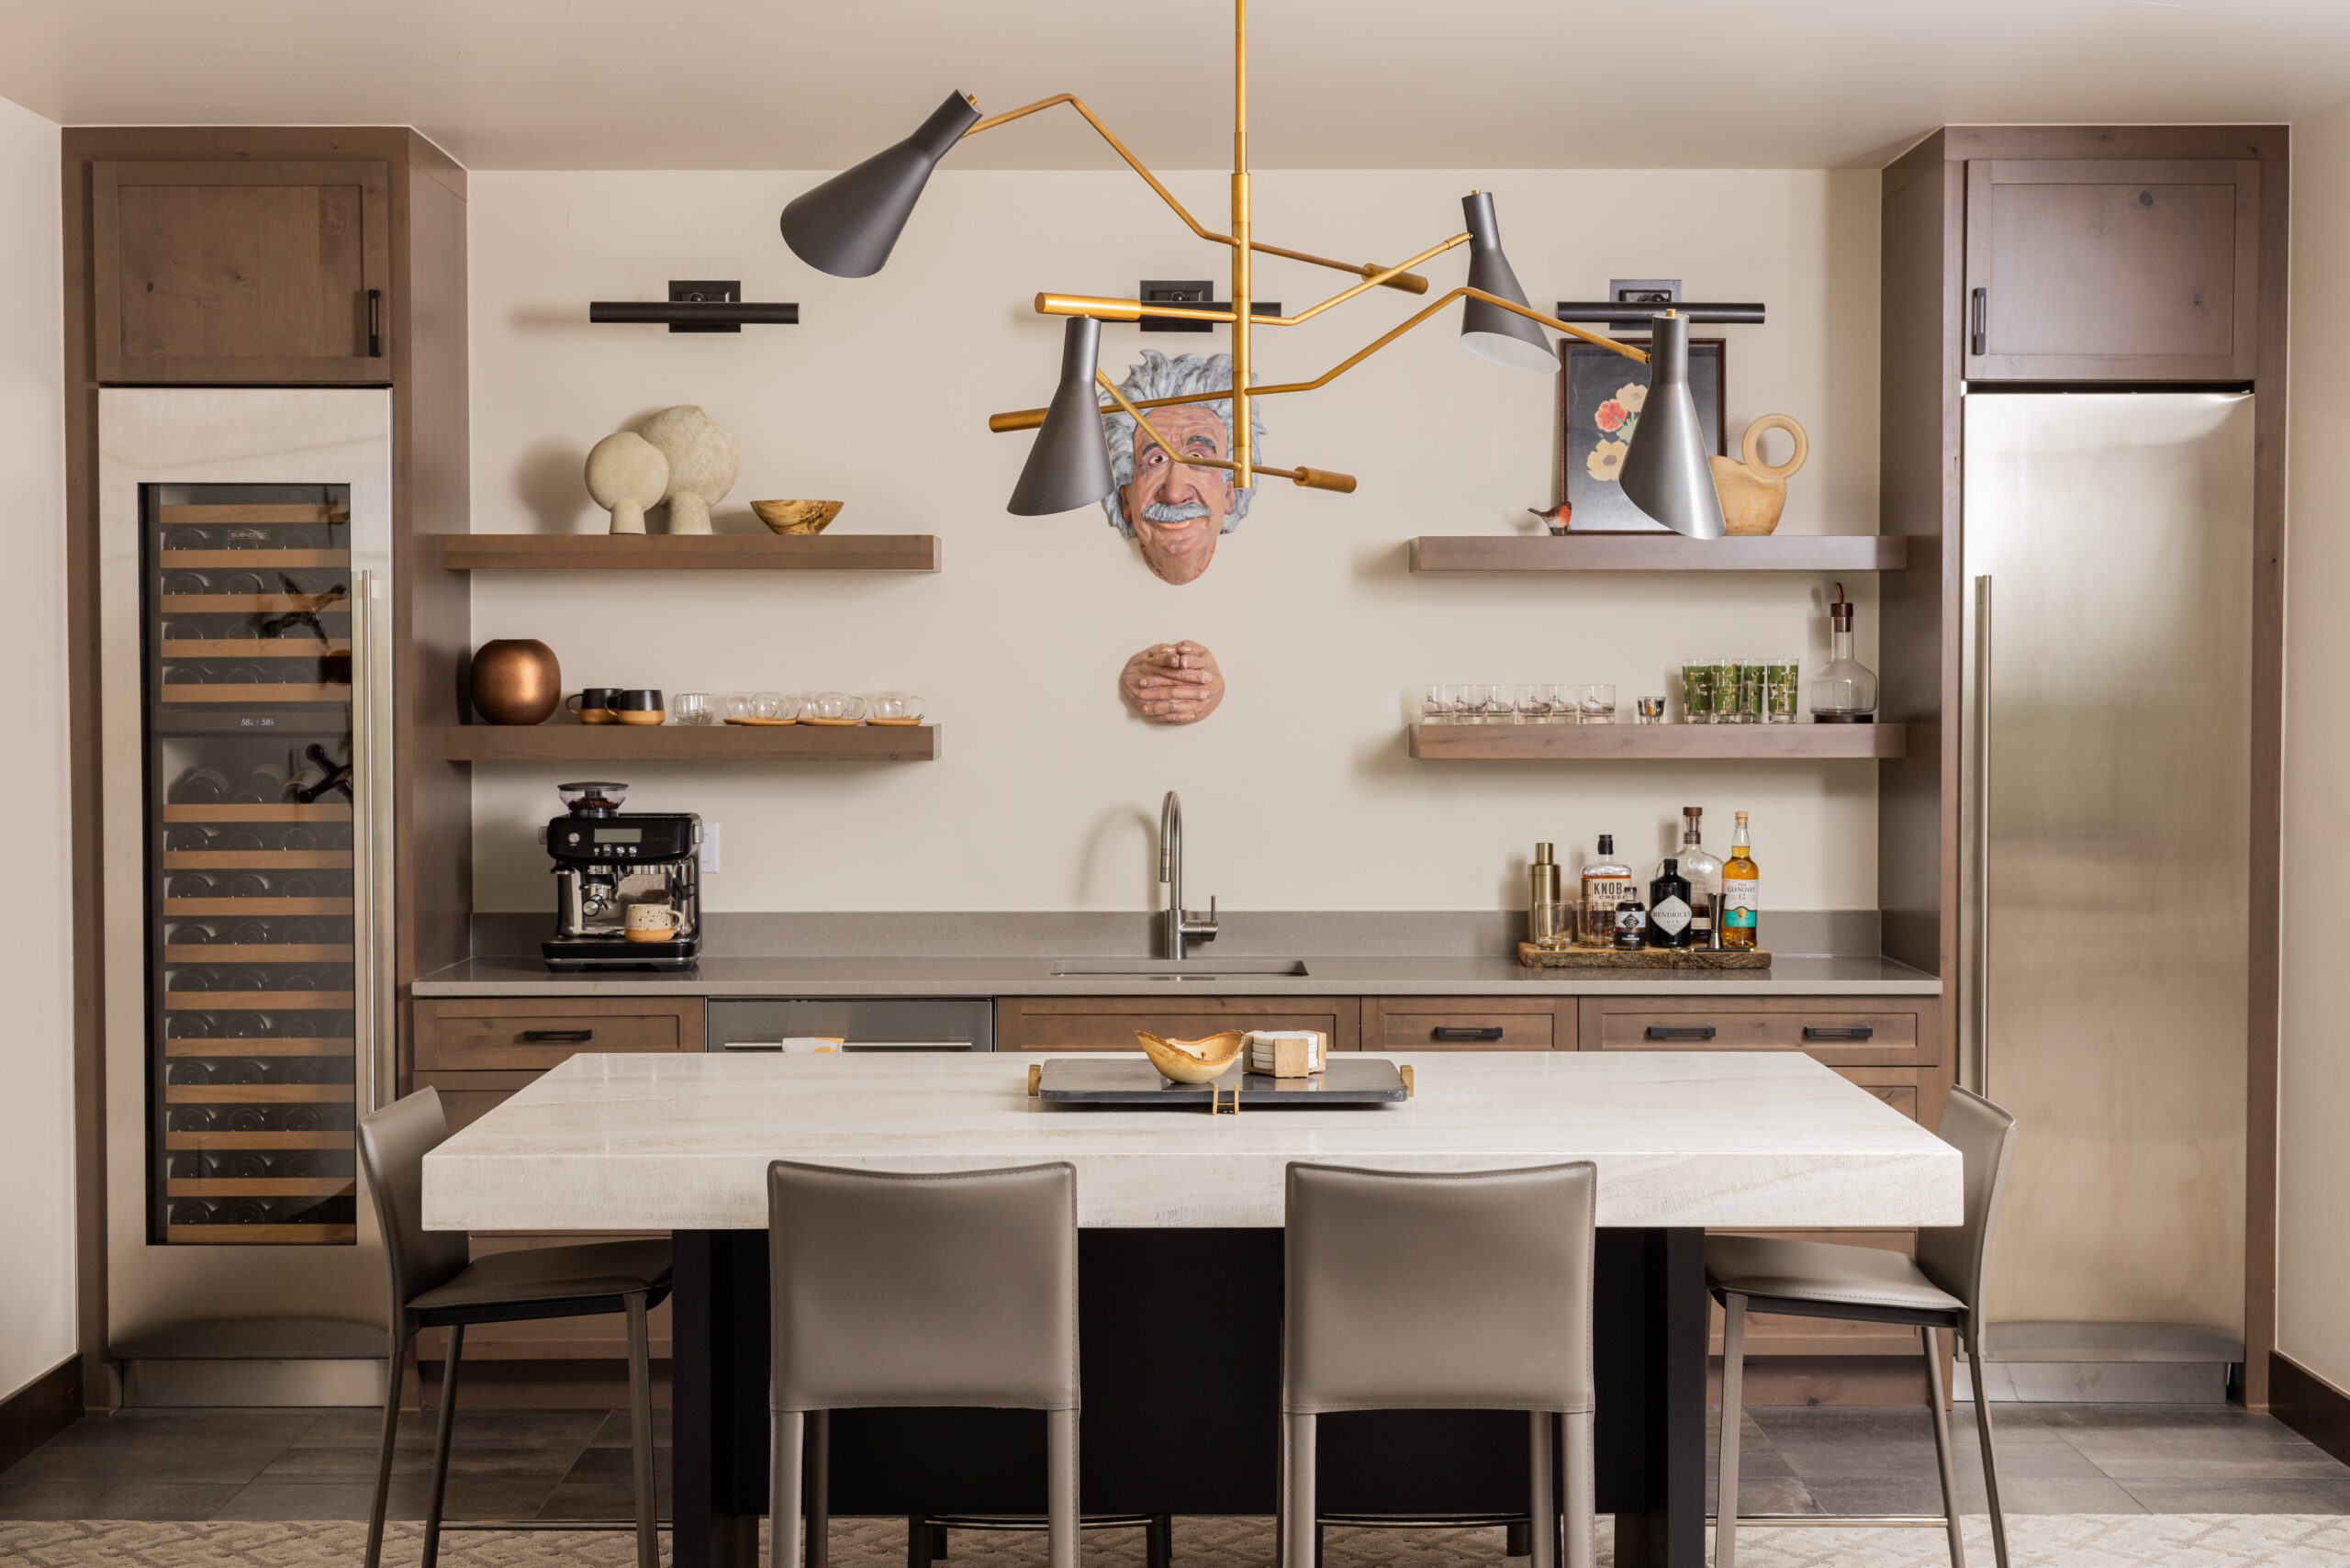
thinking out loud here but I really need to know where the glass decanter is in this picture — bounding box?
[1807,581,1878,722]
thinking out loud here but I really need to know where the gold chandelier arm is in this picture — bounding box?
[961,92,1429,295]
[1091,373,1356,493]
[990,291,1649,434]
[1261,233,1471,325]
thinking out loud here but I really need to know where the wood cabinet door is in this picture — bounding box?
[91,160,393,384]
[1964,159,2258,381]
[1361,996,1569,1050]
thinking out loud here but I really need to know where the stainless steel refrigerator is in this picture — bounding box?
[1960,391,2251,1395]
[96,388,397,1405]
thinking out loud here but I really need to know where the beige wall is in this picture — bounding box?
[467,167,1880,913]
[0,93,73,1401]
[2282,101,2350,1395]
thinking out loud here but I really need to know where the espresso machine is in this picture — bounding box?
[541,781,703,971]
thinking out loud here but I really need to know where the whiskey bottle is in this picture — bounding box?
[1657,807,1723,941]
[1579,835,1636,949]
[1647,858,1694,949]
[1720,811,1760,949]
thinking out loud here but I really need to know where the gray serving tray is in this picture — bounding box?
[1034,1057,1410,1108]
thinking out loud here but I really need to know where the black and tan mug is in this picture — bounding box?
[566,687,621,725]
[611,689,666,727]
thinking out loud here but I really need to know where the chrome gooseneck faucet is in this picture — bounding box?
[1159,790,1220,960]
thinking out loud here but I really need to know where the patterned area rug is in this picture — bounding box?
[6,1517,2350,1566]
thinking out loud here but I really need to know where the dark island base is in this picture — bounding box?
[673,1226,1707,1568]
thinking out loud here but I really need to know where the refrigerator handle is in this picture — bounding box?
[1972,572,1993,1098]
[350,568,391,1116]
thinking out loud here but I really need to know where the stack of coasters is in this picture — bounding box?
[1245,1029,1328,1078]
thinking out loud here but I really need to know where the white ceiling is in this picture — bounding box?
[2,0,2345,172]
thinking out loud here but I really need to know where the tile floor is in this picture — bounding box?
[0,1404,2344,1523]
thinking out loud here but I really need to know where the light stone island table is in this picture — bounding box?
[424,1051,1962,1568]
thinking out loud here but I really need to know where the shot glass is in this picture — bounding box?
[1635,696,1666,724]
[1763,661,1801,723]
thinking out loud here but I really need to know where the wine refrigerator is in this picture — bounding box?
[99,389,394,1390]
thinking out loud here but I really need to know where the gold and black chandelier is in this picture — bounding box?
[778,0,1725,540]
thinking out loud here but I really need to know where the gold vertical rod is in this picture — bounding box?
[1230,0,1252,488]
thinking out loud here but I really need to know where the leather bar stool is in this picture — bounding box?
[767,1159,1082,1568]
[358,1088,670,1568]
[1282,1161,1600,1568]
[1708,1087,2017,1568]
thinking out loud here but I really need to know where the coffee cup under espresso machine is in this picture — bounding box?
[541,781,702,971]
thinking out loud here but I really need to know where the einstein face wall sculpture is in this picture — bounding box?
[1100,351,1267,587]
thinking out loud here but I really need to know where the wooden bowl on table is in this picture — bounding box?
[1136,1030,1247,1083]
[751,499,844,536]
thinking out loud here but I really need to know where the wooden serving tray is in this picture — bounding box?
[1516,942,1771,969]
[1031,1056,1411,1110]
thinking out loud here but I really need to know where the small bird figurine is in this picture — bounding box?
[1528,501,1573,535]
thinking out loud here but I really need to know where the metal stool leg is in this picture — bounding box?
[1715,1294,1747,1568]
[1282,1414,1317,1568]
[420,1325,464,1568]
[1506,1519,1532,1557]
[1046,1408,1080,1568]
[805,1410,829,1568]
[1922,1328,1967,1568]
[1146,1513,1172,1568]
[364,1332,410,1568]
[769,1412,805,1568]
[625,1294,657,1568]
[1528,1411,1558,1568]
[1561,1411,1595,1568]
[1967,1345,2011,1568]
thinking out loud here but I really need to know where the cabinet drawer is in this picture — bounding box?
[414,997,704,1071]
[995,996,1360,1053]
[1581,996,1935,1067]
[1363,997,1569,1050]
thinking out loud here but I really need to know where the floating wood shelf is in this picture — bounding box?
[1410,534,1909,573]
[442,722,940,763]
[438,533,940,573]
[1408,722,1908,761]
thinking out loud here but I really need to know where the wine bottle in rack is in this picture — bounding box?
[166,825,215,852]
[167,1153,218,1180]
[162,570,211,595]
[166,1012,218,1039]
[164,525,215,550]
[281,1153,325,1179]
[160,621,211,642]
[273,1058,321,1085]
[167,1199,219,1226]
[221,1152,270,1180]
[165,1059,216,1085]
[232,764,290,804]
[279,826,320,853]
[223,1199,272,1224]
[280,873,321,900]
[278,920,318,945]
[167,873,215,899]
[170,767,229,804]
[166,969,222,992]
[167,1106,218,1133]
[223,1106,271,1132]
[279,1105,323,1132]
[225,1059,270,1085]
[222,1013,274,1039]
[213,664,265,684]
[219,828,266,852]
[162,663,213,684]
[220,525,269,551]
[224,971,268,992]
[226,919,270,944]
[221,873,270,899]
[216,571,266,596]
[167,921,219,946]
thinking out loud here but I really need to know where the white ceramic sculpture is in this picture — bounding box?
[639,405,739,535]
[583,431,669,535]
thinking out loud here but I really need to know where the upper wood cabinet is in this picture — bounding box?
[90,160,392,384]
[1963,158,2260,382]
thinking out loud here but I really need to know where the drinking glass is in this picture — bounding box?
[1736,663,1766,724]
[1763,661,1801,723]
[1581,683,1617,724]
[1680,664,1717,724]
[1513,683,1555,722]
[748,691,794,722]
[1423,683,1458,722]
[1635,696,1666,724]
[1530,896,1573,950]
[672,692,714,726]
[1707,660,1741,724]
[721,693,757,723]
[1460,682,1495,723]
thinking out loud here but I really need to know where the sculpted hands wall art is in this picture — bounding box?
[1121,640,1225,725]
[1101,352,1266,586]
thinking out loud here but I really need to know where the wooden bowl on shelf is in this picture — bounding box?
[751,499,844,536]
[1136,1030,1247,1083]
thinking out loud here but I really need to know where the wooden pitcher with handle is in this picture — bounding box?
[1709,414,1810,536]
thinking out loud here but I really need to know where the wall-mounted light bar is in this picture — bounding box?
[1552,301,1766,326]
[588,280,800,333]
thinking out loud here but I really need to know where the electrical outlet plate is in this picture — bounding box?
[1138,279,1282,334]
[699,821,720,874]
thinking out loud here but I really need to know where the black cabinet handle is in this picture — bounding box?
[520,1028,593,1044]
[1803,1025,1875,1041]
[1970,287,1987,357]
[1646,1025,1718,1042]
[366,289,383,357]
[1433,1025,1505,1042]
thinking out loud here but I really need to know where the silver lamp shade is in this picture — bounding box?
[1008,317,1116,517]
[780,90,982,278]
[1619,312,1727,540]
[1458,191,1558,375]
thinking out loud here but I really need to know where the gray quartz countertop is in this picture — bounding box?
[412,952,1940,999]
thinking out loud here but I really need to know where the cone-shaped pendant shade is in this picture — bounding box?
[1458,192,1558,374]
[1620,312,1727,540]
[1008,317,1116,517]
[780,91,981,278]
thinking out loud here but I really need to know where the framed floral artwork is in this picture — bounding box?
[1559,336,1726,532]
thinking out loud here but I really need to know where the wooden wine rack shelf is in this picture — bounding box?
[162,852,352,870]
[158,504,347,525]
[159,641,346,659]
[162,684,348,703]
[167,1130,349,1150]
[164,992,355,1011]
[165,1084,352,1103]
[160,550,345,569]
[169,1178,355,1199]
[166,1037,354,1057]
[166,1224,354,1245]
[165,898,353,916]
[162,803,351,823]
[160,594,348,614]
[163,945,350,964]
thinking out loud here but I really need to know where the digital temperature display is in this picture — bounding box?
[591,827,644,844]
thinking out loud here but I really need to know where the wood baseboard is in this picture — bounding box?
[2270,1352,2350,1468]
[0,1357,83,1478]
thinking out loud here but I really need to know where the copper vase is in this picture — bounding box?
[471,638,562,725]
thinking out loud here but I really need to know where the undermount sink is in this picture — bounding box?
[1050,957,1309,980]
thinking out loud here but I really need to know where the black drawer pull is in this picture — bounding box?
[1433,1025,1505,1042]
[366,289,383,357]
[520,1028,594,1044]
[1802,1025,1874,1041]
[1645,1025,1718,1042]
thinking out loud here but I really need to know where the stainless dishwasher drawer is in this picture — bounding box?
[705,998,994,1052]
